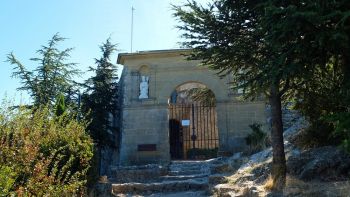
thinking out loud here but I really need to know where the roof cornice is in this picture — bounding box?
[117,49,192,65]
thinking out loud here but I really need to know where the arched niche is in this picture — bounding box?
[159,72,228,105]
[168,81,216,106]
[138,65,150,75]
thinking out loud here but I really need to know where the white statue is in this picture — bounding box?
[139,76,149,99]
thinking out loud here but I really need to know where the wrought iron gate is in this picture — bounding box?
[168,104,219,160]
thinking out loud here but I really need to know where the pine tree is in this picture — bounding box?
[173,0,297,190]
[82,38,119,147]
[7,33,79,106]
[174,0,350,190]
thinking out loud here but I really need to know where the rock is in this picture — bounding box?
[230,152,243,160]
[287,146,350,181]
[266,103,303,132]
[213,184,240,196]
[211,163,233,174]
[241,186,260,197]
[281,105,301,131]
[227,152,246,170]
[283,179,350,197]
[250,164,271,184]
[209,174,229,185]
[283,117,309,141]
[238,148,272,172]
[265,191,284,197]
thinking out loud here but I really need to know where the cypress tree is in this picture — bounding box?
[82,38,119,147]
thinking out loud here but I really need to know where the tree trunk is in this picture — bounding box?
[269,82,286,191]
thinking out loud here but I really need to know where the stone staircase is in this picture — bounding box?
[109,161,211,196]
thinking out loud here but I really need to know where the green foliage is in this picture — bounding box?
[293,70,343,120]
[292,121,338,149]
[173,0,290,188]
[258,0,350,151]
[290,65,345,148]
[0,166,17,196]
[82,38,119,147]
[0,103,93,196]
[326,112,350,152]
[245,123,268,154]
[7,33,79,107]
[55,93,66,116]
[173,0,271,98]
[174,0,350,188]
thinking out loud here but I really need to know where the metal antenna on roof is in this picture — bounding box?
[131,6,135,53]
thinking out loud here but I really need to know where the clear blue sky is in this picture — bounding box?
[0,0,209,103]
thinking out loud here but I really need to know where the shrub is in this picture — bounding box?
[291,120,340,149]
[291,62,349,149]
[0,166,17,196]
[245,123,268,154]
[326,112,350,152]
[0,104,93,196]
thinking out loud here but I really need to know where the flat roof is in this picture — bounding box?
[117,49,191,64]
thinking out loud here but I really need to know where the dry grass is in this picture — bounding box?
[99,175,109,183]
[263,174,275,191]
[286,176,308,188]
[264,175,314,193]
[284,176,350,196]
[264,175,309,191]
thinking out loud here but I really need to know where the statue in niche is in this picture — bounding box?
[139,76,149,99]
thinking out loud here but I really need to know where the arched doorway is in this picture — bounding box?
[168,82,219,160]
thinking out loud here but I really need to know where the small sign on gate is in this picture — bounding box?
[181,119,190,126]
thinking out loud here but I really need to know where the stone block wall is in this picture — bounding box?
[119,105,170,165]
[117,50,267,165]
[216,101,267,153]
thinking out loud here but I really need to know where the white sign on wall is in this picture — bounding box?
[181,120,190,126]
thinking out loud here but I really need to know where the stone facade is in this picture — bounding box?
[117,49,266,166]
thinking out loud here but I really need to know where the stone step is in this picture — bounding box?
[149,191,208,197]
[160,174,208,181]
[169,166,207,170]
[170,162,208,166]
[111,179,208,195]
[170,160,210,164]
[169,164,207,168]
[112,190,209,197]
[168,169,206,176]
[168,167,207,173]
[168,161,210,175]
